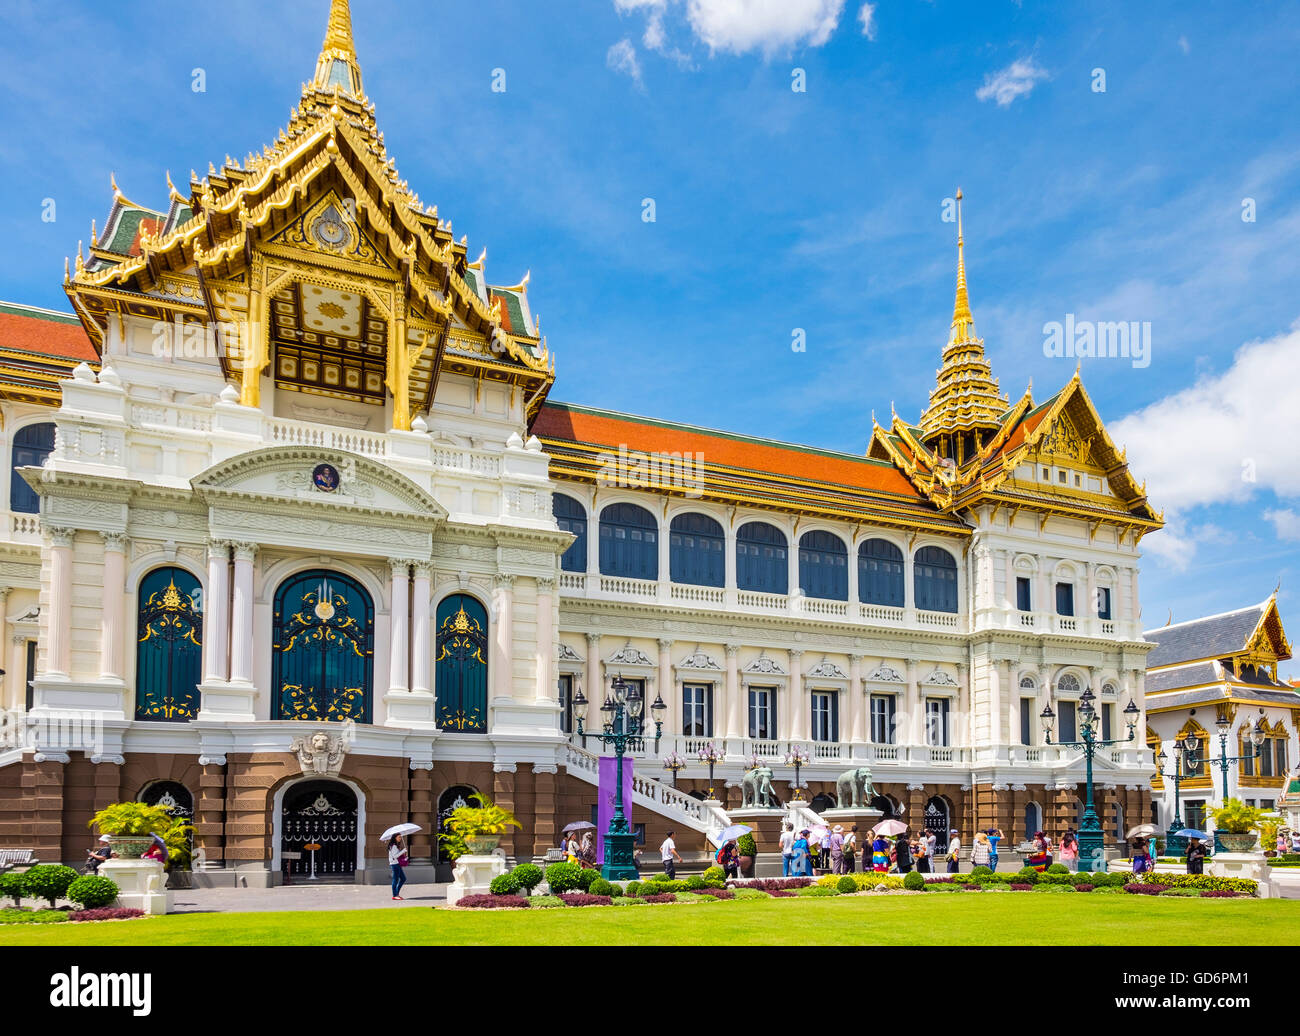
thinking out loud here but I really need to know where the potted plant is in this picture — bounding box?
[439,793,521,858]
[1210,798,1263,853]
[164,816,196,889]
[736,832,757,877]
[88,802,176,859]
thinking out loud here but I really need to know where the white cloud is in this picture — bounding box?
[606,38,644,86]
[1178,35,1190,54]
[858,2,877,40]
[1109,321,1300,515]
[687,0,847,56]
[1266,509,1300,541]
[975,57,1049,107]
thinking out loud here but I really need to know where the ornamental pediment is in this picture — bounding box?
[744,655,787,676]
[676,650,722,672]
[866,663,904,683]
[605,646,655,668]
[922,668,958,687]
[807,660,848,680]
[192,446,447,522]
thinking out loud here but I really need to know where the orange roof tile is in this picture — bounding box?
[0,303,96,362]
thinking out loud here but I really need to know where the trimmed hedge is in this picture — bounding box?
[544,861,583,894]
[489,872,522,896]
[1124,883,1164,895]
[69,908,145,922]
[903,870,926,891]
[702,865,726,884]
[625,880,642,898]
[559,892,612,907]
[0,908,68,925]
[587,878,615,897]
[574,868,600,892]
[641,893,676,904]
[1142,873,1259,896]
[695,887,735,900]
[729,877,810,890]
[733,888,772,900]
[22,865,79,908]
[797,885,840,897]
[0,871,27,906]
[66,875,119,910]
[512,863,544,892]
[530,895,565,908]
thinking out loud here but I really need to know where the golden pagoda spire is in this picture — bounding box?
[313,0,364,98]
[948,187,975,346]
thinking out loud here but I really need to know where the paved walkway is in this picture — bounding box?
[170,882,452,914]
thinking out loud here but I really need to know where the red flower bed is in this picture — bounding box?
[456,894,530,909]
[730,878,811,891]
[1009,883,1034,891]
[641,894,676,904]
[961,884,982,891]
[694,887,735,899]
[68,908,146,922]
[559,893,613,907]
[1124,883,1163,895]
[1074,884,1095,893]
[767,889,796,897]
[1199,890,1240,898]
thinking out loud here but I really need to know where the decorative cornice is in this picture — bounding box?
[198,755,227,766]
[100,532,129,553]
[533,763,558,774]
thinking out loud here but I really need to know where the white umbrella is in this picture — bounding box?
[872,819,908,836]
[1125,823,1159,839]
[380,823,421,842]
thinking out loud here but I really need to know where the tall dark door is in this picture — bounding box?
[281,780,358,880]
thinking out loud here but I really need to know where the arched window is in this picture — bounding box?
[1024,801,1043,837]
[914,546,958,613]
[736,522,788,594]
[437,784,479,865]
[599,502,658,580]
[436,594,489,733]
[858,538,904,607]
[272,571,374,723]
[1057,673,1081,694]
[669,512,724,587]
[553,494,587,573]
[923,796,950,836]
[799,530,847,601]
[135,567,203,722]
[10,422,54,514]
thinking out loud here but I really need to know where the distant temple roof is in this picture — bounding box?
[0,302,97,404]
[1145,599,1289,669]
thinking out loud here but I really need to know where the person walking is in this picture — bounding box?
[819,828,833,874]
[946,829,961,874]
[1185,837,1208,875]
[829,826,846,874]
[971,831,992,869]
[843,825,858,873]
[987,827,1003,872]
[895,829,914,875]
[925,828,938,863]
[1292,830,1300,854]
[661,830,682,879]
[716,839,740,879]
[914,832,931,874]
[1131,837,1154,881]
[793,829,811,876]
[779,822,796,877]
[388,833,409,901]
[871,832,890,873]
[1059,830,1079,872]
[580,831,597,868]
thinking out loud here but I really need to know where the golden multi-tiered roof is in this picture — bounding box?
[63,0,554,428]
[917,189,1008,448]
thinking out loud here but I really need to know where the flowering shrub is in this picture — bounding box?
[1009,883,1034,891]
[641,893,676,904]
[1199,890,1240,898]
[1124,883,1164,895]
[731,877,811,890]
[1074,884,1095,893]
[68,908,146,922]
[457,894,531,909]
[559,893,612,907]
[694,887,735,899]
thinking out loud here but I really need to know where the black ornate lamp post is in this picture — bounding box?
[1211,713,1266,852]
[1042,689,1139,868]
[1157,736,1206,857]
[785,745,810,801]
[697,742,723,799]
[576,673,644,880]
[571,682,588,748]
[650,691,667,752]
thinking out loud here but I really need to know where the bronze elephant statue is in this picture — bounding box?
[740,765,776,808]
[834,766,875,809]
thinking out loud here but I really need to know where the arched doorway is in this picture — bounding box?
[135,567,204,722]
[923,796,951,838]
[139,780,194,866]
[810,792,836,815]
[1025,801,1044,838]
[272,571,374,723]
[436,784,478,879]
[280,780,358,880]
[870,795,900,819]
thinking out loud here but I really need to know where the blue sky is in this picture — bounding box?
[2,0,1298,673]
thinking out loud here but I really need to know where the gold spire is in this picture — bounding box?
[313,0,364,98]
[916,189,1008,447]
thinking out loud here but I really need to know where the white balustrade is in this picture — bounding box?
[917,609,960,629]
[929,746,956,764]
[670,583,725,605]
[744,739,783,759]
[1020,612,1037,629]
[811,741,843,760]
[1099,620,1116,636]
[558,572,586,592]
[861,603,905,624]
[735,589,788,612]
[265,417,387,458]
[1055,616,1078,633]
[598,575,658,600]
[802,597,848,618]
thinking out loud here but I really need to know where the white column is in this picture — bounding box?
[99,533,127,680]
[533,577,554,702]
[1129,566,1141,631]
[788,650,806,743]
[492,576,514,699]
[787,533,800,598]
[657,514,671,590]
[411,564,432,695]
[1001,549,1014,612]
[724,644,741,741]
[0,590,8,710]
[849,654,866,745]
[585,632,601,710]
[203,540,230,683]
[10,634,26,712]
[989,659,1007,747]
[958,662,971,749]
[229,542,256,685]
[847,537,860,617]
[657,637,674,742]
[389,561,410,694]
[1038,562,1052,623]
[46,526,75,677]
[1009,673,1021,748]
[586,504,600,582]
[905,658,922,745]
[903,549,916,623]
[1085,562,1098,629]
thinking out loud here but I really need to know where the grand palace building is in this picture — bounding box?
[0,1,1172,884]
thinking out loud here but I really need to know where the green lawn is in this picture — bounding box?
[1,895,1297,946]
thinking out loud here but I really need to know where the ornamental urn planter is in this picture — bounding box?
[107,836,156,859]
[465,835,501,855]
[739,855,755,878]
[1218,833,1258,853]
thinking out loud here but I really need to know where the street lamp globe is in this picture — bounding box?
[1122,697,1139,734]
[651,692,666,721]
[1215,712,1231,734]
[612,675,629,706]
[1251,718,1268,747]
[1039,703,1055,737]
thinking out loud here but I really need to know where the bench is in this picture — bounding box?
[0,849,37,872]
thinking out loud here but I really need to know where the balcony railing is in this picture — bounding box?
[736,589,787,612]
[670,583,725,606]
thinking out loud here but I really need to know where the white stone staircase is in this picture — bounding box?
[786,801,828,833]
[562,742,732,846]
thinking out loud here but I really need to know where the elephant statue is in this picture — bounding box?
[834,766,875,809]
[740,765,776,808]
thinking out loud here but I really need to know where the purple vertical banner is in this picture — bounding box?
[596,755,635,862]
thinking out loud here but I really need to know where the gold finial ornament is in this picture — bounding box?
[313,0,364,98]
